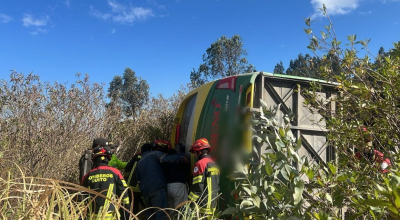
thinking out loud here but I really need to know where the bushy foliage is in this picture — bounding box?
[190,35,256,88]
[302,5,400,219]
[113,86,188,161]
[222,101,307,220]
[0,72,187,183]
[0,73,120,182]
[225,5,400,220]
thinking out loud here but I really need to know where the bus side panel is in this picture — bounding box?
[194,74,255,210]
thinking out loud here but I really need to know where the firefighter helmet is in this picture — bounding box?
[154,140,171,150]
[190,138,211,153]
[92,146,113,160]
[360,126,373,142]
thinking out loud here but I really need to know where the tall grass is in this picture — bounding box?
[0,164,209,220]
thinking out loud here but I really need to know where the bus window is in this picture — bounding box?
[179,94,197,149]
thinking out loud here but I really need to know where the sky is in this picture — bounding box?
[0,0,399,97]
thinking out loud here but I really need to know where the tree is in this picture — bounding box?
[107,68,149,118]
[0,72,122,182]
[190,35,256,88]
[273,61,285,74]
[285,53,323,79]
[302,5,400,218]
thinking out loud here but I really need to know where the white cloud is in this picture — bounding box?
[29,28,47,35]
[0,13,12,23]
[91,0,154,24]
[147,0,167,10]
[22,14,49,27]
[90,5,112,20]
[111,29,116,34]
[66,0,70,7]
[310,0,360,18]
[359,10,372,15]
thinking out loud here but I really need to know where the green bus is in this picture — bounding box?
[171,71,337,213]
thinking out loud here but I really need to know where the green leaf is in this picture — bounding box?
[221,207,236,216]
[295,138,302,151]
[274,192,283,201]
[306,168,314,180]
[294,182,304,205]
[328,162,337,175]
[275,140,285,151]
[364,199,390,207]
[369,210,376,220]
[280,169,289,181]
[253,135,262,143]
[265,158,273,175]
[260,99,268,109]
[333,195,344,207]
[226,172,247,181]
[325,193,333,204]
[279,127,285,137]
[260,201,268,214]
[336,174,347,181]
[240,199,253,208]
[250,186,258,194]
[242,187,252,196]
[253,195,261,208]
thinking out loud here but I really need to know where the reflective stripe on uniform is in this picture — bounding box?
[200,207,216,215]
[207,177,212,210]
[207,167,219,175]
[93,212,114,219]
[129,186,141,192]
[121,180,127,187]
[122,196,130,204]
[193,175,203,184]
[188,191,199,201]
[103,183,114,211]
[127,155,141,185]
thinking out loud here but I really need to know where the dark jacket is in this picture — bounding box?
[188,155,220,215]
[135,151,183,197]
[165,153,190,184]
[80,162,130,216]
[124,153,142,192]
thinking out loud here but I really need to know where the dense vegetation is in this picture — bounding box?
[223,6,400,220]
[1,5,400,220]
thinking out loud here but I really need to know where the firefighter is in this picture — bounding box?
[355,126,391,173]
[188,138,220,219]
[80,146,130,220]
[135,142,188,220]
[124,151,145,215]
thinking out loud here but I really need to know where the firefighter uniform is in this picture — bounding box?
[124,152,144,213]
[81,160,130,219]
[188,154,220,217]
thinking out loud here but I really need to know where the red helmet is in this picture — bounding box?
[360,126,373,142]
[190,138,211,153]
[154,140,172,150]
[92,146,112,160]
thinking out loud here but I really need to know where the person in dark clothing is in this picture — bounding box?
[165,145,190,209]
[188,138,220,219]
[124,151,145,215]
[135,143,188,220]
[79,137,112,182]
[80,146,130,220]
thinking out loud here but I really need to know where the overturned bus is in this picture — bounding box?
[170,71,337,211]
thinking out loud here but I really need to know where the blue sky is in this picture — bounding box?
[0,0,399,97]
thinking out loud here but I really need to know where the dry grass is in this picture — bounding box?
[0,163,210,220]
